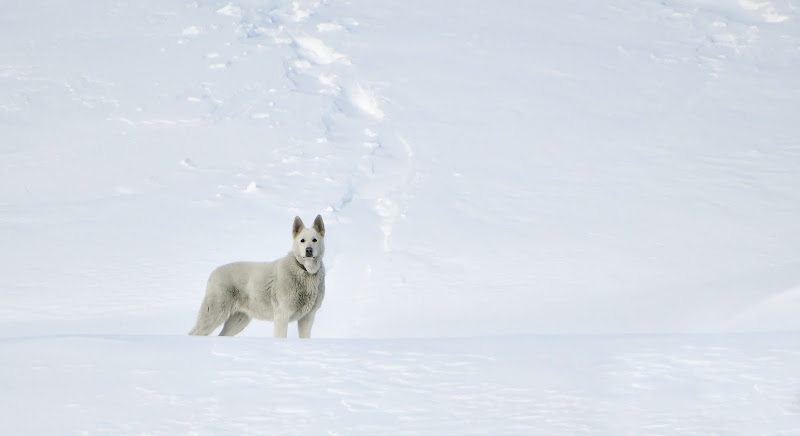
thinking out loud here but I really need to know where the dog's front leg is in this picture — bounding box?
[297,310,316,339]
[273,312,289,338]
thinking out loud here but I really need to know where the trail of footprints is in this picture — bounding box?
[200,1,415,249]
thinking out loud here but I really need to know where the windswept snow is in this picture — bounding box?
[1,0,799,433]
[2,334,799,435]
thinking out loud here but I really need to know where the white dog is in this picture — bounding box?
[189,215,326,338]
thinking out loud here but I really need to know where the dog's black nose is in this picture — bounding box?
[305,247,313,257]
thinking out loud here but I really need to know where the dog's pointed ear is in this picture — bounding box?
[292,216,305,237]
[313,214,325,237]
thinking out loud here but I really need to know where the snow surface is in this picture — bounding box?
[3,334,800,434]
[1,0,800,433]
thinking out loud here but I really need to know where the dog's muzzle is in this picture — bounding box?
[305,247,313,257]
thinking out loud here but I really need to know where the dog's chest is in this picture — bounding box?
[295,288,316,313]
[292,275,320,315]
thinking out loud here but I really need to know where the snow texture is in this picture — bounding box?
[1,0,799,433]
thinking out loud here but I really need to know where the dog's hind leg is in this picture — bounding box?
[219,311,251,336]
[188,288,235,335]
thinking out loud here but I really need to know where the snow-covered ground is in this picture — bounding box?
[3,334,800,434]
[1,0,799,433]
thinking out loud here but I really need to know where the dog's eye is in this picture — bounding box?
[312,238,317,242]
[300,239,305,243]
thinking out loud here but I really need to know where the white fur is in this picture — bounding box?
[189,215,326,338]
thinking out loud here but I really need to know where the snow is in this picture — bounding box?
[1,0,799,433]
[3,334,800,435]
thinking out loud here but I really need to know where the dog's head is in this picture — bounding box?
[292,215,325,274]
